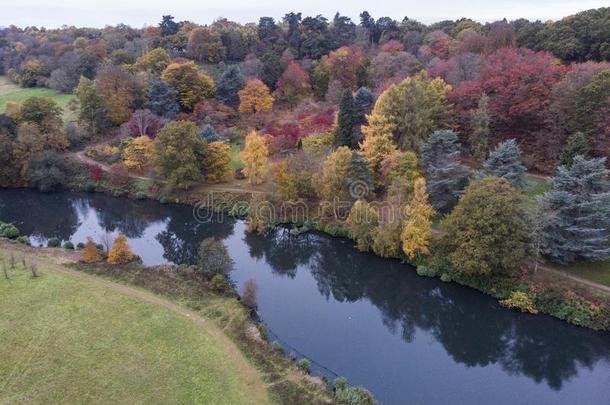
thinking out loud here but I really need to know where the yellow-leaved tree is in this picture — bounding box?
[401,177,434,260]
[238,79,274,114]
[122,136,153,171]
[81,237,102,263]
[359,132,396,184]
[107,234,134,264]
[204,141,233,183]
[240,131,268,185]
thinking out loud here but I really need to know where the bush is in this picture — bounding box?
[297,358,311,373]
[17,235,30,245]
[76,242,85,250]
[440,273,452,282]
[500,291,538,314]
[335,386,376,405]
[416,265,437,277]
[0,223,20,239]
[135,191,147,200]
[84,182,96,193]
[62,241,75,250]
[241,279,258,309]
[210,273,226,291]
[271,341,283,353]
[47,238,61,248]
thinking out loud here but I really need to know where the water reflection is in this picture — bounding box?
[1,189,609,404]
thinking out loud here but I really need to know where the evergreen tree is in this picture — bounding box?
[469,93,489,163]
[146,79,180,119]
[216,65,246,107]
[353,87,374,123]
[560,132,589,167]
[199,124,220,142]
[483,139,526,189]
[540,156,610,264]
[108,234,134,264]
[335,89,355,147]
[260,51,283,90]
[420,130,470,212]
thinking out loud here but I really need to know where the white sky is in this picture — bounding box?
[0,0,607,28]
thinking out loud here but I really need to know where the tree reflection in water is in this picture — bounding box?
[243,227,610,390]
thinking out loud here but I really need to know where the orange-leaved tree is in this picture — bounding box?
[81,237,102,263]
[107,234,134,264]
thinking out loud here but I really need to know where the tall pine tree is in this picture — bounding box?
[483,139,526,189]
[335,89,355,147]
[469,93,489,164]
[541,156,610,264]
[420,130,470,212]
[559,132,589,167]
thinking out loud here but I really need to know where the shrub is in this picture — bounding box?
[63,241,75,250]
[500,291,538,314]
[82,237,103,263]
[135,191,147,200]
[84,182,96,193]
[17,236,30,245]
[47,238,61,248]
[197,238,234,277]
[297,358,311,373]
[76,242,85,250]
[416,265,437,278]
[440,273,452,282]
[335,385,376,405]
[210,273,226,291]
[271,341,283,353]
[0,223,20,239]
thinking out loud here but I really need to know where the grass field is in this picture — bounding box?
[557,260,610,287]
[0,76,75,121]
[0,253,268,404]
[230,142,244,170]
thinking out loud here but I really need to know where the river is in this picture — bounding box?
[1,189,609,405]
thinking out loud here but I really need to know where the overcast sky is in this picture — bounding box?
[1,0,606,28]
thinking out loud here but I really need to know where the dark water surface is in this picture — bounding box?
[1,189,609,405]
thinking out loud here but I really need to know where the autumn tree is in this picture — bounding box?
[134,48,171,74]
[75,76,111,135]
[240,131,269,185]
[95,64,138,125]
[363,71,452,151]
[107,234,135,264]
[204,141,233,183]
[81,237,102,263]
[122,136,153,172]
[327,45,366,90]
[247,193,273,235]
[359,133,396,185]
[274,62,312,106]
[161,62,215,110]
[152,121,206,188]
[401,178,434,260]
[316,146,373,202]
[271,161,298,201]
[469,93,490,164]
[574,70,610,159]
[441,177,529,276]
[346,200,379,251]
[238,79,274,114]
[187,27,226,63]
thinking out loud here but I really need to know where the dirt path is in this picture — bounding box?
[534,262,610,294]
[0,244,270,405]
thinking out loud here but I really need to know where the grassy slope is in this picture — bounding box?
[0,76,75,121]
[557,261,610,287]
[0,255,268,405]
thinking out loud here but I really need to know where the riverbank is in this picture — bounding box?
[55,159,610,333]
[0,240,334,404]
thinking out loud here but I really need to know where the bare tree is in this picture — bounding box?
[241,279,258,309]
[100,233,113,254]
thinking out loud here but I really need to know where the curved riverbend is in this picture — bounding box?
[1,189,609,405]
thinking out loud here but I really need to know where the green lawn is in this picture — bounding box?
[230,142,244,170]
[0,76,75,121]
[524,174,552,198]
[557,260,610,287]
[0,257,266,404]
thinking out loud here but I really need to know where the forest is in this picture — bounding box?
[0,8,609,328]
